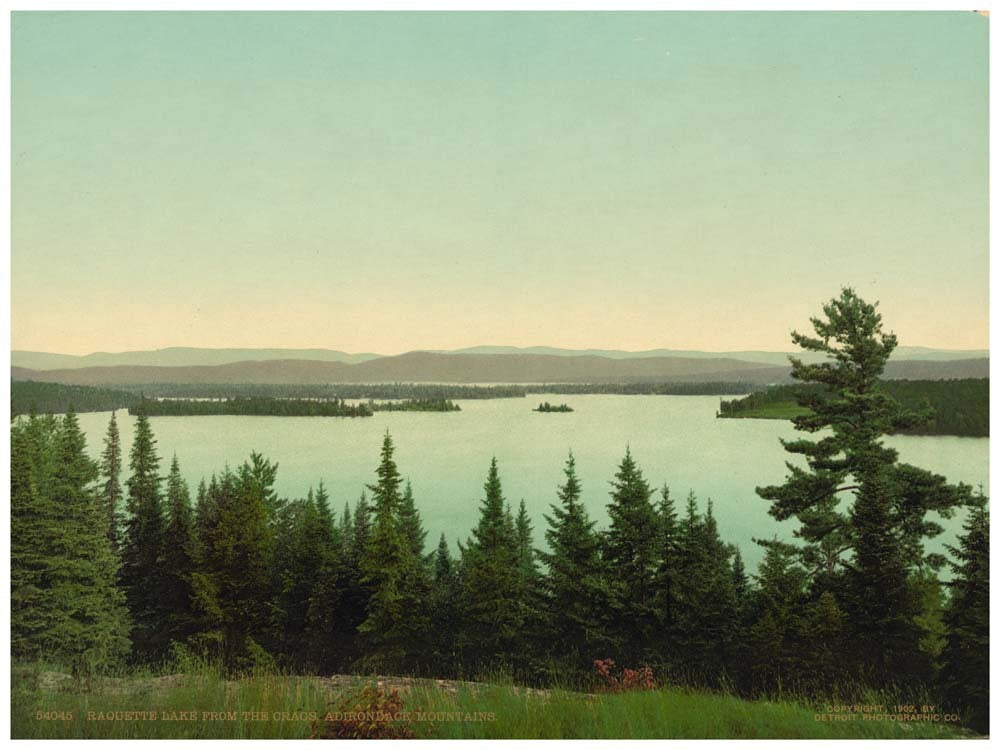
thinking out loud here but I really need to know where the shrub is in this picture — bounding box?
[310,684,416,739]
[594,658,656,693]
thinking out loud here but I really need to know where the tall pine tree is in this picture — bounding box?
[538,452,612,671]
[99,411,123,551]
[602,448,659,660]
[939,498,989,733]
[120,413,170,661]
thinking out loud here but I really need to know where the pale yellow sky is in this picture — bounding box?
[12,12,989,355]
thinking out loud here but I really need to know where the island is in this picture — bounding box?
[533,401,574,413]
[127,396,462,417]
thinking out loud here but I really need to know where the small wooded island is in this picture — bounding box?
[534,401,574,412]
[128,396,461,417]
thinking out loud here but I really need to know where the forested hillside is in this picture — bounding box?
[718,379,988,437]
[11,381,137,416]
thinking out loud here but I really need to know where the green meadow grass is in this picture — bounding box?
[720,401,812,420]
[11,664,967,740]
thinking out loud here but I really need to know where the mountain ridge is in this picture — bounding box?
[11,345,988,370]
[10,352,989,386]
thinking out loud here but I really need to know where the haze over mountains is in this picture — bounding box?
[11,345,989,371]
[10,347,989,386]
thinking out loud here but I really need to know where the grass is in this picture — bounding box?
[719,401,812,420]
[11,663,971,740]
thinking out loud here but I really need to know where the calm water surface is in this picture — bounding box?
[75,395,988,571]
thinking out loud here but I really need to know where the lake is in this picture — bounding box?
[75,395,988,572]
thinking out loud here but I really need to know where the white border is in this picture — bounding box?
[3,2,994,748]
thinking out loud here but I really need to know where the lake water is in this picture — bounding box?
[74,395,989,572]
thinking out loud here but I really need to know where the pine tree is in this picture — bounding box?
[99,411,124,551]
[653,485,681,657]
[747,543,808,693]
[672,494,737,685]
[275,495,330,666]
[11,413,131,672]
[120,413,170,661]
[795,591,846,695]
[429,533,462,671]
[538,452,612,671]
[844,470,929,685]
[358,431,419,671]
[399,479,428,561]
[602,448,659,660]
[194,461,276,669]
[315,480,334,543]
[757,288,972,574]
[460,457,522,670]
[939,499,989,733]
[756,289,972,684]
[162,455,199,650]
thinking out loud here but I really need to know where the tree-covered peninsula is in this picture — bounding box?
[717,378,988,437]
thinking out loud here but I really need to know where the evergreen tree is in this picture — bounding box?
[795,591,847,695]
[429,533,462,671]
[756,289,972,684]
[652,485,681,657]
[602,448,659,660]
[672,494,738,685]
[844,470,930,684]
[538,452,611,671]
[315,480,335,543]
[460,458,522,670]
[939,500,989,733]
[275,495,329,667]
[358,432,420,671]
[399,479,428,561]
[99,411,124,551]
[162,455,199,650]
[120,413,170,660]
[195,462,275,669]
[747,543,808,693]
[11,413,131,672]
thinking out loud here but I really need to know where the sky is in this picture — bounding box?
[11,11,989,355]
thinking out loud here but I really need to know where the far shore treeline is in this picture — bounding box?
[11,377,990,438]
[8,291,990,734]
[127,397,462,417]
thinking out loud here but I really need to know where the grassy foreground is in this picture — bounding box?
[11,665,970,740]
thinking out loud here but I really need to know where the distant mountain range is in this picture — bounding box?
[11,345,989,371]
[11,347,382,371]
[10,350,989,386]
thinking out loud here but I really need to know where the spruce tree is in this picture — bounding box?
[460,458,522,670]
[538,452,611,671]
[939,500,989,733]
[671,494,737,685]
[358,432,418,671]
[162,455,199,651]
[602,448,659,659]
[11,413,131,672]
[653,485,681,656]
[197,463,275,669]
[275,495,329,666]
[99,411,123,551]
[315,480,335,543]
[120,413,170,661]
[399,479,428,561]
[844,470,929,684]
[429,534,462,671]
[747,543,808,693]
